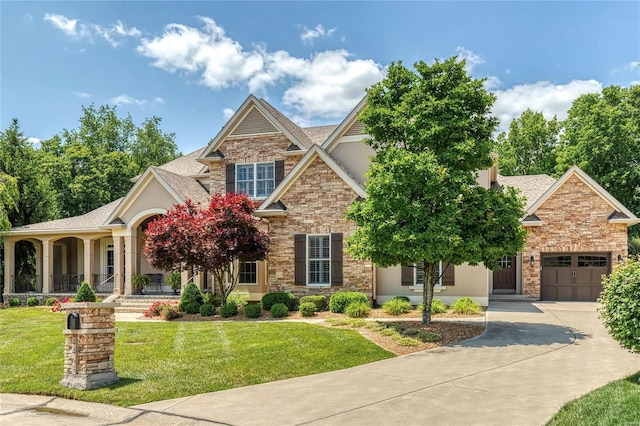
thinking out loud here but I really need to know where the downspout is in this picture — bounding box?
[372,263,377,305]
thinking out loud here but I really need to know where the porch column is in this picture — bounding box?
[124,231,137,295]
[3,239,14,293]
[42,239,54,293]
[34,241,42,289]
[193,272,203,291]
[113,236,124,295]
[83,238,95,288]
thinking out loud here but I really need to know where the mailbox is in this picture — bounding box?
[67,313,80,330]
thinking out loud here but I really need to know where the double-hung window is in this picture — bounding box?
[236,162,274,198]
[308,235,330,285]
[415,261,442,286]
[238,261,257,284]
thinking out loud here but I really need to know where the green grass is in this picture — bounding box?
[547,372,640,425]
[0,307,393,406]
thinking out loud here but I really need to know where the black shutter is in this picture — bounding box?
[294,234,306,285]
[442,263,455,285]
[331,233,343,286]
[401,265,413,286]
[274,160,285,187]
[225,163,235,194]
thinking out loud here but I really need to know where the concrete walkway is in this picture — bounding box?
[1,302,638,425]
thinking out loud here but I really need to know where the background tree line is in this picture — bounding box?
[0,104,181,279]
[495,85,640,252]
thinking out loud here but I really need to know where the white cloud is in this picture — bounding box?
[299,24,337,45]
[27,137,41,145]
[137,17,383,120]
[492,80,603,132]
[44,13,140,47]
[109,94,164,107]
[73,91,90,98]
[456,46,485,73]
[483,76,502,91]
[222,108,235,121]
[627,60,640,70]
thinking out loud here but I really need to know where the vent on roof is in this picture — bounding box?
[344,120,365,136]
[608,211,630,220]
[265,201,287,211]
[230,107,279,136]
[110,218,125,225]
[523,214,541,222]
[206,149,225,158]
[286,143,301,151]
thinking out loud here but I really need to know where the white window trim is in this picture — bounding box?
[410,261,444,291]
[236,161,275,200]
[307,234,331,287]
[238,261,258,286]
[100,239,115,277]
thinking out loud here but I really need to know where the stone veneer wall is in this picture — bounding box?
[522,174,628,298]
[60,302,119,390]
[267,156,373,298]
[209,134,302,195]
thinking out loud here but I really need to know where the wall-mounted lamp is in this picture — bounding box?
[529,255,535,266]
[617,254,624,262]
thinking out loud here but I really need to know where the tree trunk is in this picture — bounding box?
[421,260,437,325]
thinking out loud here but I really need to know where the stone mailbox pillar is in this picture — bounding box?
[60,302,120,390]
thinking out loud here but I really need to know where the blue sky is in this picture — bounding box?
[2,1,639,154]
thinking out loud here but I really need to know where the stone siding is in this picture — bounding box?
[267,156,373,298]
[522,174,628,298]
[208,134,301,195]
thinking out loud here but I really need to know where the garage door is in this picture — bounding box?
[541,253,610,301]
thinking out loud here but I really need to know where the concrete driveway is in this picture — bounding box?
[2,301,638,425]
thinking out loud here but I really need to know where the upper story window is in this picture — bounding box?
[236,162,274,199]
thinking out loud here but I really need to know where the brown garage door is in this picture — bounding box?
[541,253,610,301]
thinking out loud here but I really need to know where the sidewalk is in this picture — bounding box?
[1,302,638,425]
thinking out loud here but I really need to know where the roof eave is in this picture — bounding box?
[254,210,288,217]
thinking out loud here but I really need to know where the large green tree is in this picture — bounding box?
[347,58,526,324]
[39,104,180,217]
[495,109,560,176]
[556,85,640,237]
[0,172,18,232]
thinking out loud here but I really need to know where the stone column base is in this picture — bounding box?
[60,371,118,390]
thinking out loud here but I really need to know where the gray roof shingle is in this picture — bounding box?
[153,167,210,206]
[497,174,556,210]
[158,147,208,176]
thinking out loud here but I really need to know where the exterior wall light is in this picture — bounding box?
[529,255,535,266]
[617,254,624,262]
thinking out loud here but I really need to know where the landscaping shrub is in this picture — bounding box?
[220,302,238,318]
[403,328,420,336]
[202,292,222,307]
[144,301,179,318]
[199,303,216,317]
[179,282,203,311]
[45,297,58,306]
[299,302,317,317]
[227,293,248,308]
[244,303,262,318]
[451,297,481,314]
[160,305,180,320]
[270,303,289,318]
[382,298,413,315]
[329,291,368,313]
[299,295,327,311]
[8,298,20,307]
[417,298,448,314]
[26,297,39,307]
[392,296,411,303]
[380,327,401,337]
[183,301,201,315]
[75,281,97,302]
[417,331,442,343]
[345,301,371,318]
[599,259,640,353]
[396,337,420,346]
[261,292,296,311]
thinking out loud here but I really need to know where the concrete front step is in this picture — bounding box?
[489,294,538,302]
[114,296,181,313]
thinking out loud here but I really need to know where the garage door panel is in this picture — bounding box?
[540,252,609,302]
[556,286,573,301]
[574,286,593,301]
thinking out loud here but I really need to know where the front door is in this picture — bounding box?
[493,256,516,292]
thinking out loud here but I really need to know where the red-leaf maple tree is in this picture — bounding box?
[144,193,269,305]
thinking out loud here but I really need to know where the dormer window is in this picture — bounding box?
[236,162,275,199]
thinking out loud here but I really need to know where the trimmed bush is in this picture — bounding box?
[345,301,371,318]
[220,302,238,318]
[417,331,442,343]
[179,282,203,311]
[261,292,296,311]
[45,297,58,306]
[451,297,481,314]
[299,295,327,311]
[392,296,411,303]
[202,292,222,307]
[396,337,420,346]
[418,298,448,314]
[160,305,180,320]
[270,303,289,318]
[299,302,317,317]
[26,297,40,307]
[227,293,248,308]
[183,301,200,314]
[382,298,413,315]
[244,303,262,318]
[199,303,216,317]
[329,291,369,313]
[403,328,421,336]
[8,298,20,307]
[75,281,97,302]
[599,259,640,353]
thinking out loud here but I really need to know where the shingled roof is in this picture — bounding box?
[303,125,339,145]
[496,174,556,210]
[153,167,210,205]
[157,147,208,176]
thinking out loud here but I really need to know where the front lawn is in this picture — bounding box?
[0,307,393,406]
[547,372,640,425]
